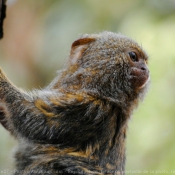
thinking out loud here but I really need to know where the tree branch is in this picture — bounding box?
[0,0,6,39]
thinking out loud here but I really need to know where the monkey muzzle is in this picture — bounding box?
[130,63,150,89]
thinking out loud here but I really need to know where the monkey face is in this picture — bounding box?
[127,50,150,90]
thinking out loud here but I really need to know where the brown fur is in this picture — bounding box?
[0,31,150,174]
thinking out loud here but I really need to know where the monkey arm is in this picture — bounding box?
[0,69,97,144]
[0,69,65,142]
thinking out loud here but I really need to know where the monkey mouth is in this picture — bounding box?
[130,68,149,89]
[136,75,150,90]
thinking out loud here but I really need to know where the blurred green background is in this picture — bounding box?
[0,0,175,174]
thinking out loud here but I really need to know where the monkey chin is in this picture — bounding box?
[138,75,150,89]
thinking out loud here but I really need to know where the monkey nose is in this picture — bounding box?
[130,65,150,89]
[141,66,146,71]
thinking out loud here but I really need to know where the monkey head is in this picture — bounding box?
[60,31,150,106]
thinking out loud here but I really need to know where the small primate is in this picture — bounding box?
[0,31,150,175]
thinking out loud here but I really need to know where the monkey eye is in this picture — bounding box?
[129,52,138,62]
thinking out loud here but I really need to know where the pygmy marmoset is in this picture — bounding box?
[0,31,150,175]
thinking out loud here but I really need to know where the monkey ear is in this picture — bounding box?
[69,37,96,65]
